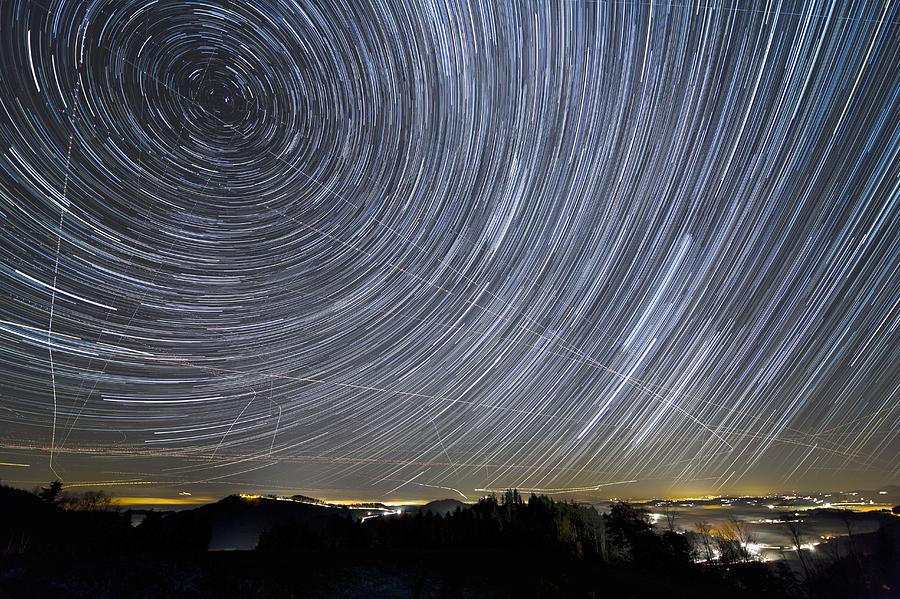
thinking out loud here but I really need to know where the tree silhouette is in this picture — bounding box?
[694,520,715,562]
[780,512,812,581]
[37,480,62,504]
[713,515,756,564]
[661,503,678,532]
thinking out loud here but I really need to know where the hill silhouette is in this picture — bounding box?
[181,495,356,550]
[409,498,468,516]
[1,482,897,598]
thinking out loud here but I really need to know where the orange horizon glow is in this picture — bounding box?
[113,496,216,506]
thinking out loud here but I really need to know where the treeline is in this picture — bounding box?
[259,489,793,595]
[0,482,209,555]
[256,488,721,568]
[2,482,897,598]
[262,490,696,568]
[258,489,899,598]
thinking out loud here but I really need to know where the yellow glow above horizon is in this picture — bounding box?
[113,496,216,506]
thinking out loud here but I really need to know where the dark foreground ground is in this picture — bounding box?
[2,486,896,598]
[0,547,799,599]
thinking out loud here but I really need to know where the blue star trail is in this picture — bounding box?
[0,0,896,501]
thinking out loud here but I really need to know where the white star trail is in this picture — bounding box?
[0,0,896,501]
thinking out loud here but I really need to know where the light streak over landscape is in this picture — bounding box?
[0,0,896,502]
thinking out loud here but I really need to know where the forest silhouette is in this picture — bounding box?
[1,482,897,598]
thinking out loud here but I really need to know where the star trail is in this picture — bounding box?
[0,0,897,502]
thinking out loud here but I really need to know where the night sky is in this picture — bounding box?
[0,1,897,504]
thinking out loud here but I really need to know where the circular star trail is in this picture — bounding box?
[0,1,897,500]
